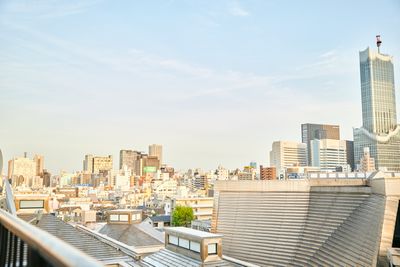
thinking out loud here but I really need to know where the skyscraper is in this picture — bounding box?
[149,144,163,165]
[301,123,340,165]
[353,38,400,171]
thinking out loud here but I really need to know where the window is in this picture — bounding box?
[19,200,44,209]
[120,214,129,222]
[179,238,190,249]
[168,235,201,253]
[169,235,178,245]
[190,241,200,252]
[208,243,217,255]
[110,214,119,221]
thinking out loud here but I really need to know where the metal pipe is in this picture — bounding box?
[0,209,102,267]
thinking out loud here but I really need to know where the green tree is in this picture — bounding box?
[172,206,194,227]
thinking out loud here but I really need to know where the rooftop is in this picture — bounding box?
[166,227,223,239]
[99,223,163,247]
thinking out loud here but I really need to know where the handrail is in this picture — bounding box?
[0,209,102,267]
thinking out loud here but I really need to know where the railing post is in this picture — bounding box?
[0,224,7,266]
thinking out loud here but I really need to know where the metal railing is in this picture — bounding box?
[0,209,102,267]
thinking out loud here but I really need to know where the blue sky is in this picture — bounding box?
[1,0,399,173]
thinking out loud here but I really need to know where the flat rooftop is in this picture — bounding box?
[165,227,223,239]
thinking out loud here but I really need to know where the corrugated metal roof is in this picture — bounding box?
[18,214,128,261]
[99,223,163,247]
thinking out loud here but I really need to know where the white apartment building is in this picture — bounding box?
[310,139,348,172]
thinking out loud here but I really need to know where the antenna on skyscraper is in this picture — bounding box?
[376,35,382,53]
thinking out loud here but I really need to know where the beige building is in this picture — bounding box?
[83,154,113,174]
[8,156,37,187]
[270,141,307,177]
[172,197,214,221]
[33,155,44,176]
[360,147,376,172]
[149,144,163,165]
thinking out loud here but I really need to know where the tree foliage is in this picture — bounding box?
[172,206,194,227]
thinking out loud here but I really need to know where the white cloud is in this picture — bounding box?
[228,2,250,17]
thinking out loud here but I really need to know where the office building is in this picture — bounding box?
[93,155,113,174]
[260,166,276,180]
[345,140,355,171]
[270,141,307,176]
[354,40,400,171]
[33,155,44,177]
[83,155,113,174]
[83,154,93,173]
[149,144,163,165]
[301,123,340,165]
[119,150,139,171]
[310,139,348,172]
[8,156,36,187]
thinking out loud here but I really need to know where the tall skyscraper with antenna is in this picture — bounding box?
[353,36,400,171]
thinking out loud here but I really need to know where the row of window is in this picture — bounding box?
[168,235,217,255]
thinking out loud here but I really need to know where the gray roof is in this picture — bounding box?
[18,214,128,261]
[140,249,245,267]
[99,223,163,247]
[149,215,170,223]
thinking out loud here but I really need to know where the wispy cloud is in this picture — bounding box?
[1,0,101,20]
[228,1,250,17]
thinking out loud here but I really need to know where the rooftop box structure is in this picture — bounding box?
[165,227,223,263]
[106,209,142,224]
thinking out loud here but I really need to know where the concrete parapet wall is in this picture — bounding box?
[214,179,368,193]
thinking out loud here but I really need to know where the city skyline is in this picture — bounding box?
[1,1,400,173]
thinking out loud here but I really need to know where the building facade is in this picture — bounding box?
[8,156,36,187]
[270,141,307,176]
[83,155,113,174]
[353,46,400,171]
[119,150,139,171]
[260,166,277,180]
[149,144,163,165]
[310,139,348,172]
[301,123,340,165]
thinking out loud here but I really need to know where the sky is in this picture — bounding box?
[1,0,400,174]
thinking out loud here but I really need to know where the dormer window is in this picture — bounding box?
[168,235,201,253]
[165,227,223,263]
[208,243,217,255]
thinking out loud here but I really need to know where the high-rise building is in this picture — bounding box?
[270,141,307,176]
[33,154,44,177]
[83,154,113,174]
[8,155,36,187]
[310,139,349,172]
[92,155,113,174]
[353,39,400,171]
[301,123,340,165]
[345,140,355,171]
[149,144,163,165]
[119,150,139,171]
[83,154,93,173]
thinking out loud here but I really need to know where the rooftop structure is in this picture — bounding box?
[211,175,400,266]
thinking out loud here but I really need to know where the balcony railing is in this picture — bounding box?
[0,209,102,267]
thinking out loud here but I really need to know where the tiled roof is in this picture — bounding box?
[18,214,128,261]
